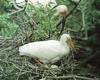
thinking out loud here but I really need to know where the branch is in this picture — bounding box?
[24,12,37,30]
[59,17,66,35]
[47,74,97,80]
[9,0,28,16]
[8,8,24,16]
[12,0,22,10]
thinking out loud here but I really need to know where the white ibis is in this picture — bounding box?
[54,5,68,17]
[15,0,68,17]
[19,34,74,65]
[53,5,68,35]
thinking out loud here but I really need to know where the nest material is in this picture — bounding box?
[0,35,99,80]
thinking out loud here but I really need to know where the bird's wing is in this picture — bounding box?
[19,40,69,64]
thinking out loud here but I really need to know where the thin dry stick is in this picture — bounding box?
[12,0,22,10]
[47,75,96,80]
[8,9,24,16]
[16,65,23,80]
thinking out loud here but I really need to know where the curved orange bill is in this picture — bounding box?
[66,36,75,50]
[34,58,41,64]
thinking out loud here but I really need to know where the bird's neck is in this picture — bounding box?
[60,39,68,48]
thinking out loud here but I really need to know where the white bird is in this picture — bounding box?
[19,34,74,64]
[15,0,68,18]
[15,0,68,17]
[15,0,57,8]
[54,5,68,17]
[53,5,68,35]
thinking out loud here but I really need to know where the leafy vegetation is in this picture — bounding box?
[0,0,100,80]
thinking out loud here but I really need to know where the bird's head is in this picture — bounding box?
[54,5,68,17]
[60,34,74,49]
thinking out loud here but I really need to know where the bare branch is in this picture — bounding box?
[47,74,97,80]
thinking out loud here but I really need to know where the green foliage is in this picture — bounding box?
[0,0,100,80]
[0,0,12,13]
[30,7,57,40]
[0,14,18,37]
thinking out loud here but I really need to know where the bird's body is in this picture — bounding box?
[19,34,74,64]
[19,40,69,63]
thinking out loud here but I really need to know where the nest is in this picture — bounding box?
[0,1,100,79]
[0,33,99,80]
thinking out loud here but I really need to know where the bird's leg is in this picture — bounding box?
[34,57,41,64]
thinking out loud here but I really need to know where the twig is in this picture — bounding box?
[9,0,28,16]
[12,0,22,10]
[8,8,24,16]
[24,12,37,30]
[16,59,25,80]
[59,17,66,35]
[47,74,96,80]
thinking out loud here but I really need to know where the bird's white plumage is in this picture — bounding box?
[19,34,72,64]
[15,0,57,8]
[15,0,68,18]
[54,5,68,16]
